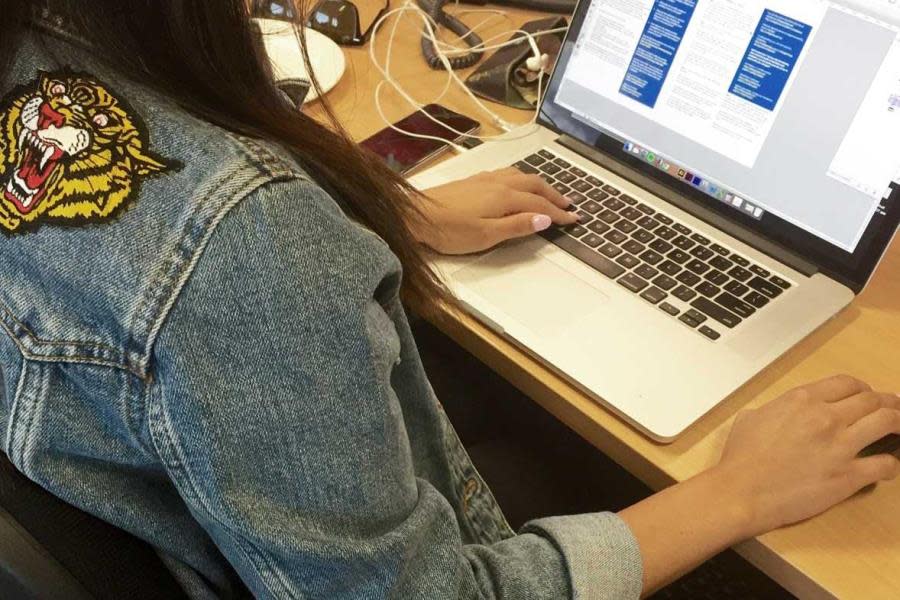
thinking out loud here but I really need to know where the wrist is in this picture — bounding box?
[696,463,764,541]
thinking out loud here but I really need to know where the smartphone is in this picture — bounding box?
[360,104,481,175]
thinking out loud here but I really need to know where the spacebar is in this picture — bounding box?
[542,231,626,279]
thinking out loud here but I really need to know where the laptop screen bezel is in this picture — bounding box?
[538,0,900,293]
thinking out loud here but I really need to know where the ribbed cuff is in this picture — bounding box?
[523,512,643,600]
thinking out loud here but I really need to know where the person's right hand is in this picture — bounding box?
[716,375,900,536]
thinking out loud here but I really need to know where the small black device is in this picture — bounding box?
[307,0,389,46]
[360,104,480,174]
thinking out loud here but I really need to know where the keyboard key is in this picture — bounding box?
[677,271,701,286]
[575,211,592,224]
[636,216,660,231]
[553,157,571,168]
[655,226,677,241]
[524,153,545,166]
[588,221,611,235]
[632,229,654,245]
[704,270,729,286]
[619,193,638,205]
[570,166,587,178]
[588,189,610,202]
[686,259,711,275]
[658,260,681,276]
[635,264,659,280]
[581,200,602,214]
[656,214,674,225]
[539,174,554,184]
[715,292,756,318]
[673,235,696,250]
[538,149,554,160]
[615,220,638,234]
[653,274,678,291]
[685,309,708,324]
[542,231,626,279]
[731,254,750,267]
[572,180,592,193]
[672,223,692,235]
[564,224,587,238]
[770,275,792,289]
[727,266,752,282]
[679,314,701,328]
[540,162,562,175]
[586,175,603,186]
[696,281,720,298]
[640,286,667,305]
[618,273,649,293]
[649,239,673,254]
[691,297,742,328]
[724,281,749,297]
[620,207,643,221]
[698,326,721,341]
[514,161,539,174]
[566,192,586,206]
[709,243,729,256]
[581,233,604,248]
[690,246,714,261]
[659,302,680,316]
[600,243,623,258]
[553,183,571,195]
[556,171,576,184]
[604,230,628,244]
[622,240,645,256]
[709,256,733,272]
[690,233,710,246]
[602,184,620,195]
[603,196,624,210]
[639,250,664,265]
[668,249,690,264]
[636,203,655,215]
[616,253,641,269]
[673,285,698,302]
[750,265,771,278]
[747,276,783,299]
[744,291,770,308]
[599,209,620,224]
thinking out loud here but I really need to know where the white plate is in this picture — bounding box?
[255,18,347,103]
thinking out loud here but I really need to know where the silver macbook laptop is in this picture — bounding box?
[411,0,900,441]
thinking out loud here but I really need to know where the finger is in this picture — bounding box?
[482,213,555,247]
[832,391,900,425]
[845,408,900,454]
[501,192,577,224]
[802,374,873,404]
[500,173,571,209]
[848,454,900,489]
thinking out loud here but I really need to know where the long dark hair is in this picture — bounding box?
[0,0,449,313]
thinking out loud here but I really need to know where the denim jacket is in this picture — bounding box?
[0,26,642,599]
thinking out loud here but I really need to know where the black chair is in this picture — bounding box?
[0,453,189,600]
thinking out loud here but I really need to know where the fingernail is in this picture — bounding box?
[532,214,552,232]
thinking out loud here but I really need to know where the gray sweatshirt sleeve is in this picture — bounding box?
[150,176,644,599]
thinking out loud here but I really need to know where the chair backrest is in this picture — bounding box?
[0,454,189,600]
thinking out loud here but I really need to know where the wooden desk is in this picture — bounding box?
[311,5,900,598]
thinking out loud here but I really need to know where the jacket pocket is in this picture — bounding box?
[0,325,24,452]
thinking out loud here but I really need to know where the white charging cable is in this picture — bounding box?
[368,1,566,153]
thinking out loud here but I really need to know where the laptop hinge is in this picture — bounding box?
[557,134,819,277]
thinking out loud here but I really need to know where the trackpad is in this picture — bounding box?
[454,249,610,337]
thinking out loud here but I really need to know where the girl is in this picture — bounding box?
[0,1,897,598]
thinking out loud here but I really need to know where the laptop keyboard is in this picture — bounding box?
[514,149,793,342]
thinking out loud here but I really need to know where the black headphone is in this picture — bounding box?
[417,0,485,70]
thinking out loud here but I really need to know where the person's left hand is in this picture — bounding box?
[413,168,579,255]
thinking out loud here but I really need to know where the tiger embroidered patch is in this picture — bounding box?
[0,70,176,233]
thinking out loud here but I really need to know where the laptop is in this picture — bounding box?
[410,0,900,441]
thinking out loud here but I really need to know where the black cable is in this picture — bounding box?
[417,0,484,70]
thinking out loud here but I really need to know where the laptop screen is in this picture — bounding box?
[541,0,900,287]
